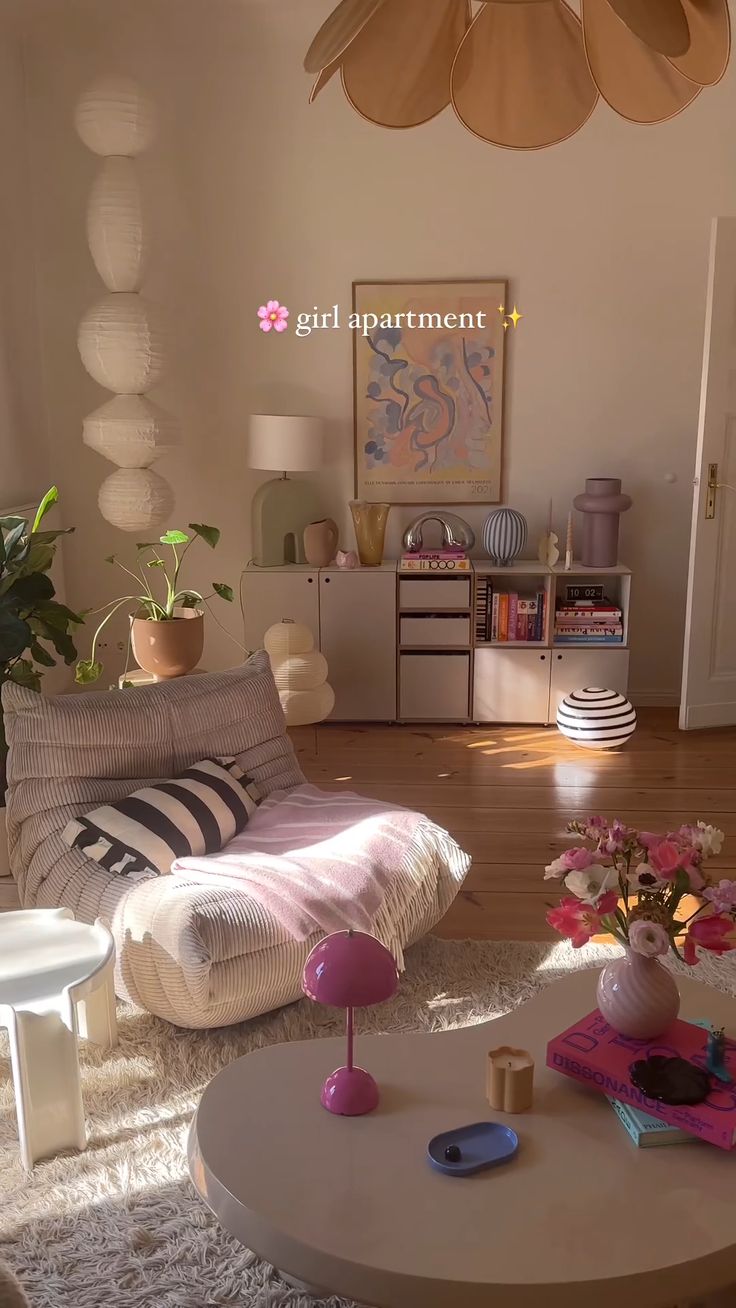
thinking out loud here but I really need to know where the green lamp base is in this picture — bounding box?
[251,476,322,567]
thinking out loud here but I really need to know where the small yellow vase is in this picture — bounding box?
[349,501,390,567]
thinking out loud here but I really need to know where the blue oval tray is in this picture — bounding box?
[427,1121,519,1176]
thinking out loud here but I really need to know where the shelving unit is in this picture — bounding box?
[242,558,632,725]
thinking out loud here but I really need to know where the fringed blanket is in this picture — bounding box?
[171,784,470,966]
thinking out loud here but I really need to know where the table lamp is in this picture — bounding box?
[248,414,323,566]
[302,929,398,1116]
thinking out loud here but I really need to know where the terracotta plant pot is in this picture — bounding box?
[303,518,339,567]
[131,610,204,679]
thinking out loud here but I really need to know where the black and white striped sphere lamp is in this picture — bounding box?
[556,687,636,750]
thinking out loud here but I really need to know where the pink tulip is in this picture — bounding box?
[647,838,705,891]
[683,914,736,965]
[547,892,617,949]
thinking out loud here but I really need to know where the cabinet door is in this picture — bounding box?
[243,569,319,651]
[473,648,550,723]
[319,570,396,720]
[400,654,470,721]
[549,649,630,721]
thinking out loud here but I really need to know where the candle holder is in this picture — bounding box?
[486,1046,535,1113]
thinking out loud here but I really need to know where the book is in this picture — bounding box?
[606,1097,696,1148]
[498,593,509,641]
[547,1009,736,1149]
[508,593,518,642]
[491,592,499,642]
[555,625,624,638]
[535,590,545,641]
[554,635,624,645]
[400,556,471,572]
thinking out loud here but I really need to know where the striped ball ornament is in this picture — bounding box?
[482,508,527,565]
[557,687,636,750]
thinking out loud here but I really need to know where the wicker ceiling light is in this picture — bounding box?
[304,0,730,149]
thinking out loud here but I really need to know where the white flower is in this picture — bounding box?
[629,919,670,958]
[564,865,618,904]
[694,823,725,858]
[628,862,665,891]
[544,856,568,880]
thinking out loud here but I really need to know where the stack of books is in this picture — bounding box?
[400,550,471,572]
[554,597,623,645]
[476,579,546,642]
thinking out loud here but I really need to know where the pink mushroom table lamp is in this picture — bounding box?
[302,929,399,1116]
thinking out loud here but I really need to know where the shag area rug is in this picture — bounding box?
[1,936,735,1308]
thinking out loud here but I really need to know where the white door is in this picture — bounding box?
[473,648,550,723]
[681,217,736,728]
[319,569,396,720]
[243,568,319,651]
[549,649,630,723]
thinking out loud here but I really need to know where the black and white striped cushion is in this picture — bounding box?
[62,756,260,879]
[557,687,636,750]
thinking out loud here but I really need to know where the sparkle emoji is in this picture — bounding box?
[258,300,289,333]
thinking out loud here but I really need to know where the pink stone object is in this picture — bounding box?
[596,949,680,1040]
[302,930,399,1116]
[336,549,358,570]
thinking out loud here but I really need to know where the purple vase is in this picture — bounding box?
[573,478,632,568]
[596,950,680,1039]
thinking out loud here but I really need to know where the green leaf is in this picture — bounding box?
[6,573,54,607]
[3,520,28,564]
[75,659,102,684]
[160,530,189,546]
[29,528,73,546]
[104,554,116,565]
[176,592,200,608]
[213,582,234,602]
[0,610,31,661]
[9,658,41,691]
[189,523,220,549]
[31,486,58,533]
[36,601,84,628]
[146,558,166,568]
[30,639,56,668]
[120,679,135,689]
[18,543,54,576]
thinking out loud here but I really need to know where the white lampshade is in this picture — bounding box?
[75,76,157,158]
[248,414,323,472]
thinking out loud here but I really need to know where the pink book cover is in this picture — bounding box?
[507,593,518,641]
[547,1009,736,1149]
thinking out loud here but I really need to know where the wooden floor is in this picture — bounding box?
[294,709,736,940]
[2,709,734,938]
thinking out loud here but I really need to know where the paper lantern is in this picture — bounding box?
[557,687,636,750]
[74,76,157,157]
[264,620,315,659]
[87,157,147,292]
[78,294,166,394]
[83,395,178,468]
[264,620,335,725]
[97,467,174,532]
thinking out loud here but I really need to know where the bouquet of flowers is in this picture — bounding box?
[544,816,735,964]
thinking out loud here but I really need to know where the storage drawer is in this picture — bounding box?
[399,577,471,610]
[400,616,470,648]
[399,653,470,720]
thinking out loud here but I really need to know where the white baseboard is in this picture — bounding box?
[628,688,680,708]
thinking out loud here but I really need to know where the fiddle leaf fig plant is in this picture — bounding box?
[0,487,82,792]
[76,523,234,685]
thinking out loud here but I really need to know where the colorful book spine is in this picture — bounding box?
[607,1097,694,1147]
[400,556,471,572]
[547,1010,736,1150]
[556,625,624,638]
[535,590,545,641]
[507,593,518,642]
[498,594,509,642]
[491,593,500,642]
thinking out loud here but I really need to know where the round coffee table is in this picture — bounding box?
[189,969,736,1307]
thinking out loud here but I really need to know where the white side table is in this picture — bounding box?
[0,907,117,1169]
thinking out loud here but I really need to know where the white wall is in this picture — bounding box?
[20,0,736,698]
[0,9,49,508]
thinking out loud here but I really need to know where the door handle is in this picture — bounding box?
[705,462,736,519]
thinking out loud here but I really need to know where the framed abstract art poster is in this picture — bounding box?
[352,279,507,504]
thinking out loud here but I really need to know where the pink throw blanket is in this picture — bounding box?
[170,784,423,941]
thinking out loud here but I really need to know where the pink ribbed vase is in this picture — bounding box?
[596,950,680,1040]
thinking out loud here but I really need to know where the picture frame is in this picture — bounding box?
[352,278,507,505]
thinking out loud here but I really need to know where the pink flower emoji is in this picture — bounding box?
[258,300,289,333]
[683,914,736,966]
[704,879,736,914]
[547,891,617,949]
[629,919,670,958]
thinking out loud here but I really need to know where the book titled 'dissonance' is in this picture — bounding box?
[547,1009,736,1149]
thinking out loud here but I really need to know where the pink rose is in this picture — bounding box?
[629,919,670,958]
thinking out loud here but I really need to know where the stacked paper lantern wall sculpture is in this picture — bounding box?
[75,76,176,531]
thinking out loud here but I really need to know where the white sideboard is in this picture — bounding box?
[243,560,631,724]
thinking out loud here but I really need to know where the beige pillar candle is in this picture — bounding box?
[486,1046,534,1113]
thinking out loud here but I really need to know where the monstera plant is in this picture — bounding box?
[0,487,81,799]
